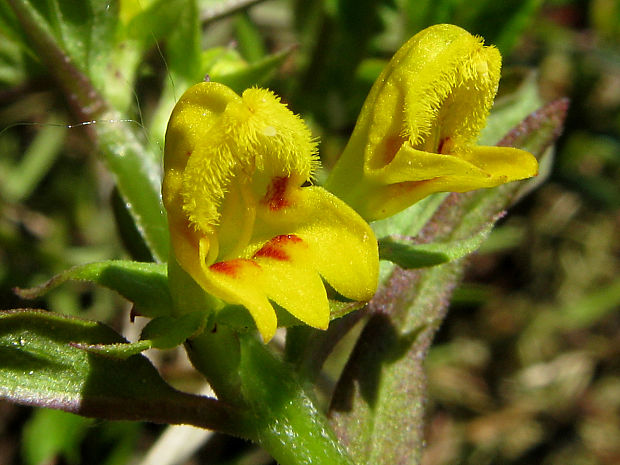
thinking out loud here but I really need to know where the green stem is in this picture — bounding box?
[186,329,355,465]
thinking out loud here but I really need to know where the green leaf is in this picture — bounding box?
[234,11,266,63]
[0,29,28,85]
[145,0,201,147]
[15,261,173,319]
[126,0,189,45]
[371,194,448,283]
[73,338,153,360]
[0,309,241,433]
[377,220,496,269]
[491,0,543,55]
[0,114,65,202]
[211,46,296,94]
[159,0,201,81]
[22,409,92,465]
[559,276,620,330]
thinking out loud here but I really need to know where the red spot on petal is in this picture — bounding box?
[438,137,450,154]
[186,151,192,157]
[253,234,303,261]
[264,177,290,210]
[384,134,406,164]
[210,258,259,278]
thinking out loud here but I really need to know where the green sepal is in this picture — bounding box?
[140,311,209,349]
[377,220,496,269]
[16,260,172,319]
[74,311,210,359]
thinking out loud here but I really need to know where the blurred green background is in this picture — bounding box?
[1,0,619,464]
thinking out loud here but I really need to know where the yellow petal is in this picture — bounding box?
[461,146,539,181]
[253,185,379,302]
[372,145,491,184]
[252,235,329,330]
[202,258,278,342]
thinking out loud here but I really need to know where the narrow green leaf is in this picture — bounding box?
[0,114,65,202]
[125,0,187,44]
[15,260,172,319]
[377,220,496,269]
[0,29,28,85]
[329,300,367,320]
[235,12,266,63]
[145,0,201,147]
[559,276,620,330]
[493,0,543,55]
[0,309,242,433]
[22,409,92,465]
[371,194,448,284]
[211,46,296,94]
[159,0,201,81]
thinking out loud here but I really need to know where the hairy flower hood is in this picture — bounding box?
[325,24,539,220]
[163,82,378,342]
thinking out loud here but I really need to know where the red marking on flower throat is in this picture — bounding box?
[253,235,303,261]
[210,258,258,278]
[437,137,450,154]
[264,176,290,210]
[384,134,406,164]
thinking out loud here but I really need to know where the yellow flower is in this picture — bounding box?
[325,24,539,221]
[163,82,378,342]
